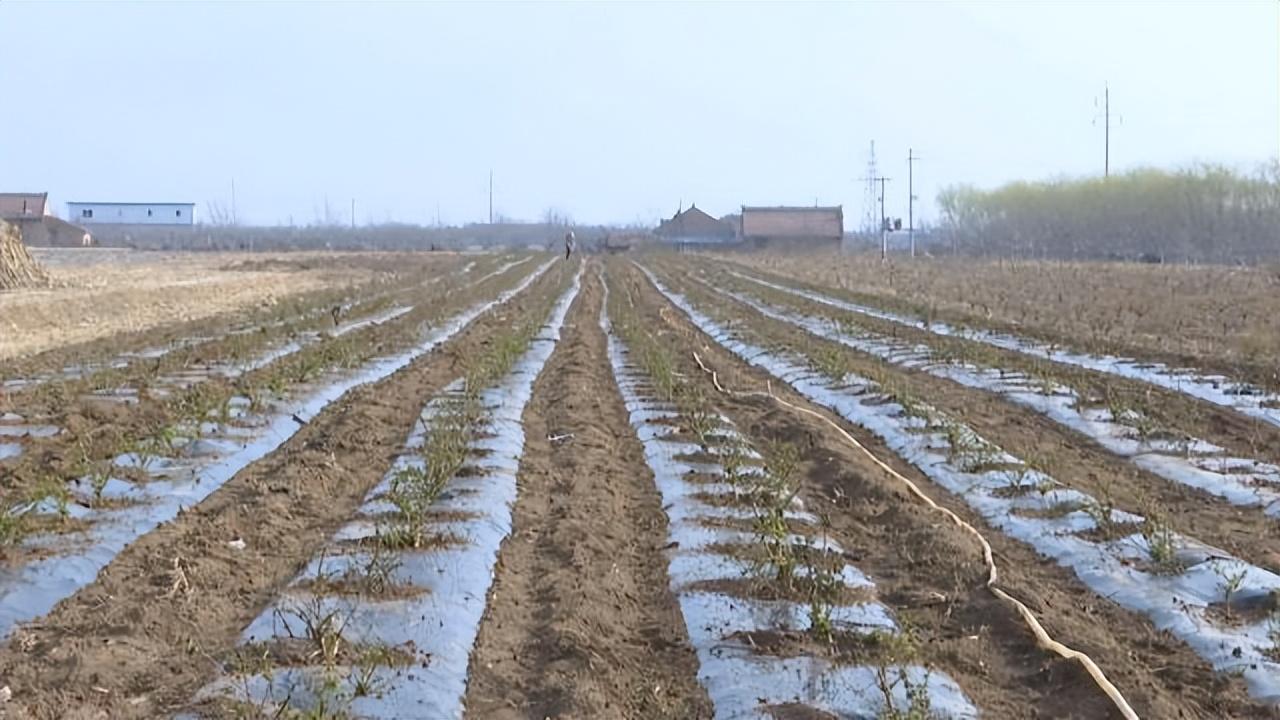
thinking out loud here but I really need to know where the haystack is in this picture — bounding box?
[0,219,49,289]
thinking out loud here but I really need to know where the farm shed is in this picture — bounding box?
[740,205,843,248]
[0,192,94,247]
[68,201,196,226]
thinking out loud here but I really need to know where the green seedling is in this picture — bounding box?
[719,436,752,487]
[1140,510,1183,575]
[752,442,802,586]
[0,508,27,546]
[1214,561,1249,621]
[804,522,843,645]
[30,477,71,522]
[351,645,400,698]
[810,345,850,383]
[876,667,934,720]
[1083,484,1128,541]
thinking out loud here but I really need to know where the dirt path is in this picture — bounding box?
[465,266,711,719]
[0,265,571,720]
[616,259,1277,719]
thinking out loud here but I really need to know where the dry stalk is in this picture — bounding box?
[164,555,192,600]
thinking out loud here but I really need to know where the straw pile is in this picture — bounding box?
[0,219,49,290]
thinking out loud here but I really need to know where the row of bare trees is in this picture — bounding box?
[937,162,1280,264]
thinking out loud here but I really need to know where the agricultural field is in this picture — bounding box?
[723,250,1280,393]
[0,249,468,364]
[2,248,1280,719]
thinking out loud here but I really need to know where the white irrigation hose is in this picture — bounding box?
[688,349,1141,720]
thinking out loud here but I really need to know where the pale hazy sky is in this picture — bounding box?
[2,1,1277,228]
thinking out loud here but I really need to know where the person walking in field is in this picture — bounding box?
[564,230,575,260]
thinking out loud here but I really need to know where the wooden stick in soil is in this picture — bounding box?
[690,350,1141,720]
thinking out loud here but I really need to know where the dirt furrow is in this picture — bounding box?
[464,266,711,719]
[0,261,573,720]
[617,258,1275,719]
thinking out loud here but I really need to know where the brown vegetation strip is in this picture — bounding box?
[465,267,711,719]
[0,263,570,720]
[662,259,1280,575]
[616,258,1277,719]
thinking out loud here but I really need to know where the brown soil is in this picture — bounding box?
[683,576,876,607]
[1204,591,1279,627]
[661,259,1280,577]
[464,267,712,719]
[725,628,913,665]
[0,262,570,720]
[616,258,1278,719]
[767,703,839,719]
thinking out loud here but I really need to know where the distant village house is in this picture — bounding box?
[654,204,736,249]
[740,205,843,248]
[68,201,196,226]
[0,192,94,247]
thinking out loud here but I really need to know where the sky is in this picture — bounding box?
[1,1,1277,229]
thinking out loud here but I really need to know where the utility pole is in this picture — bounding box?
[488,170,494,224]
[231,179,237,226]
[878,177,890,260]
[858,175,891,260]
[1094,83,1121,178]
[350,198,355,229]
[907,149,921,258]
